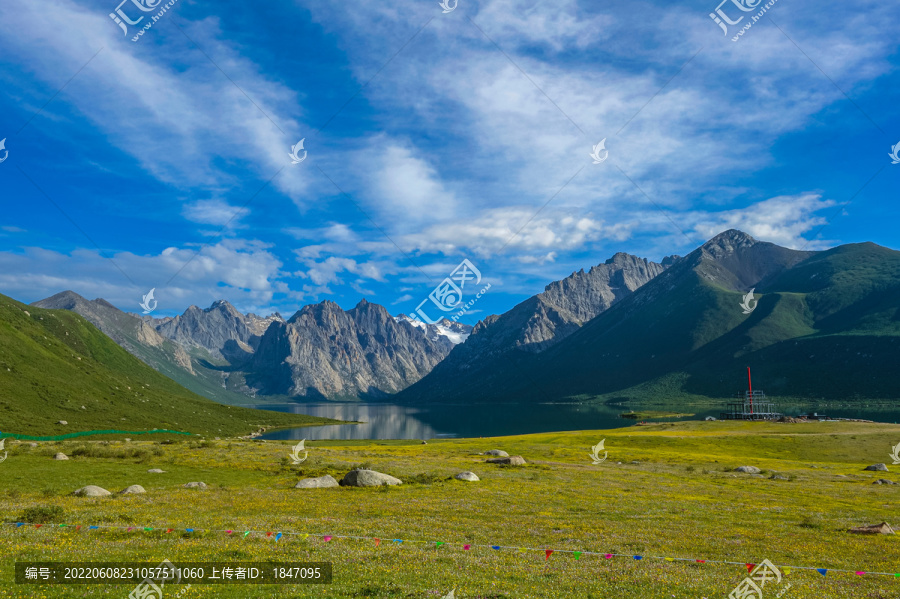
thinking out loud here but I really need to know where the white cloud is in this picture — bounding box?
[0,238,286,313]
[688,193,837,250]
[0,0,311,202]
[182,199,246,227]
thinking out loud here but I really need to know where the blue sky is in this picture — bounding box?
[0,0,898,322]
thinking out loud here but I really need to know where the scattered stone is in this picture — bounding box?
[421,440,427,445]
[486,456,526,466]
[770,475,789,481]
[617,461,622,465]
[80,406,86,410]
[848,522,894,535]
[454,471,479,482]
[74,485,111,497]
[873,479,897,485]
[630,460,640,464]
[704,416,717,421]
[28,442,38,448]
[484,450,509,457]
[124,438,131,442]
[54,453,69,460]
[339,469,402,487]
[56,420,68,425]
[294,475,339,489]
[751,474,765,478]
[183,482,208,490]
[734,466,761,474]
[864,463,888,472]
[120,485,146,494]
[147,469,165,473]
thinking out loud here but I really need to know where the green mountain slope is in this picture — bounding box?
[398,231,900,403]
[0,293,337,436]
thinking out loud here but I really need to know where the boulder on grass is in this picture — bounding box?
[873,479,896,485]
[486,456,526,466]
[734,466,761,474]
[120,485,146,494]
[147,469,165,473]
[183,482,207,490]
[864,463,889,472]
[54,453,69,460]
[848,522,894,534]
[294,475,339,489]
[74,485,111,497]
[339,469,402,487]
[484,450,509,457]
[454,471,479,482]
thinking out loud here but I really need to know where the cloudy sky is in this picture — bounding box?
[0,0,898,321]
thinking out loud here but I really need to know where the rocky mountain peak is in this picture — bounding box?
[700,229,759,258]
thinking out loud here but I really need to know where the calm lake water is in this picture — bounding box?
[251,402,900,440]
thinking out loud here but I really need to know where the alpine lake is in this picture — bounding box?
[249,401,900,440]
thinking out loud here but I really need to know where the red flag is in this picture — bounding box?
[374,538,381,547]
[696,560,705,563]
[266,532,273,537]
[35,524,42,529]
[463,545,470,550]
[545,550,553,561]
[75,525,81,531]
[746,564,755,573]
[166,528,173,533]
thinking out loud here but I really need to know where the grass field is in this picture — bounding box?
[1,420,899,598]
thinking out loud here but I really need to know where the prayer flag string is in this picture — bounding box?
[4,521,898,577]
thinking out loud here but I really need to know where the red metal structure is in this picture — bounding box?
[747,367,753,415]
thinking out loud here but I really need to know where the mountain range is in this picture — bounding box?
[33,292,473,402]
[26,229,900,404]
[399,230,900,403]
[0,293,334,436]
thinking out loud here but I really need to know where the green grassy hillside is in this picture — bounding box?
[0,294,340,437]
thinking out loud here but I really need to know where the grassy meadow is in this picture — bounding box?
[1,420,900,598]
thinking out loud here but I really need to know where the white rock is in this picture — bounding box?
[294,475,339,489]
[74,485,111,497]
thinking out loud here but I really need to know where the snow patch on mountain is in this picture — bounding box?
[395,314,472,345]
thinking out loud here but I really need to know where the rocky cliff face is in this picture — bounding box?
[247,299,456,399]
[444,251,673,359]
[154,300,283,360]
[396,250,673,401]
